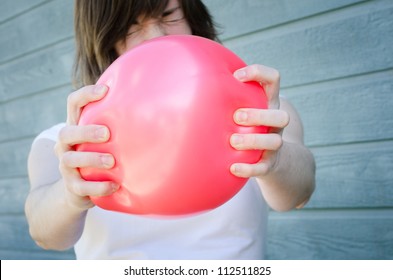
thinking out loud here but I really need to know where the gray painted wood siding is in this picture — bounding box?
[0,0,74,260]
[0,0,392,259]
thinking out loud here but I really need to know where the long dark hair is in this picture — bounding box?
[73,0,219,87]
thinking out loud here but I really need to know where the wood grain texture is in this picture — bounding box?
[0,40,74,103]
[283,70,393,146]
[0,0,48,23]
[0,138,32,178]
[0,215,75,260]
[0,0,73,64]
[204,0,367,40]
[0,177,29,214]
[267,209,393,259]
[0,85,69,142]
[224,2,393,87]
[308,140,393,209]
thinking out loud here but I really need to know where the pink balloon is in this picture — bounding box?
[77,35,268,216]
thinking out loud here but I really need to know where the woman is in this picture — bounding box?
[25,0,315,259]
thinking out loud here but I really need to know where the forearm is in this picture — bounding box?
[256,141,315,212]
[25,179,89,250]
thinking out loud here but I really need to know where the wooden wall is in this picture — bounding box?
[0,0,75,259]
[0,0,392,259]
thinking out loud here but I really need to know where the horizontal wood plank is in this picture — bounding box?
[307,140,393,209]
[205,0,367,39]
[284,70,393,146]
[0,138,32,178]
[0,214,75,259]
[0,39,74,103]
[267,209,393,259]
[0,177,29,214]
[0,86,69,142]
[225,4,393,87]
[0,214,42,251]
[0,0,73,64]
[0,0,48,23]
[3,209,392,260]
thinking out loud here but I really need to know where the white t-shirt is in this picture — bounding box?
[34,123,269,259]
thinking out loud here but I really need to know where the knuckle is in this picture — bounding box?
[67,85,94,108]
[67,90,79,107]
[270,68,280,82]
[61,151,75,167]
[58,160,67,172]
[249,64,260,78]
[273,134,283,149]
[70,181,85,197]
[58,126,69,142]
[279,110,290,128]
[250,134,259,149]
[67,178,90,197]
[58,151,72,171]
[53,142,62,157]
[246,64,281,86]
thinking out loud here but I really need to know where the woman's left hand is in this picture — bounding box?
[230,64,290,178]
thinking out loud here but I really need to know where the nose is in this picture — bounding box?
[141,19,167,42]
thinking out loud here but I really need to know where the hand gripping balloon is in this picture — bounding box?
[77,35,268,216]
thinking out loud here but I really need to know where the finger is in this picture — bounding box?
[58,125,110,146]
[62,151,115,169]
[68,179,120,197]
[230,162,269,178]
[234,108,289,128]
[233,64,280,89]
[230,133,283,151]
[67,84,108,125]
[234,64,280,108]
[234,64,280,83]
[59,157,119,199]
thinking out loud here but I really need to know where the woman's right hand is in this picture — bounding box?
[55,84,119,210]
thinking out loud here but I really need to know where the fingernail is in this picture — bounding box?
[231,134,243,146]
[95,127,109,140]
[111,183,120,193]
[231,164,241,175]
[235,110,248,123]
[234,69,246,80]
[101,155,115,168]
